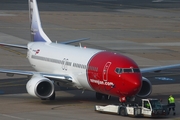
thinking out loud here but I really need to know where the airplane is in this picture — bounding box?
[0,0,180,103]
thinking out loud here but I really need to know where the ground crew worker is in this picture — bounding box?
[146,102,150,109]
[168,95,176,115]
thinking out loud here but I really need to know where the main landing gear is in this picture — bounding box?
[96,92,111,100]
[49,91,55,100]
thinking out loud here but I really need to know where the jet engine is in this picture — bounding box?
[26,74,54,99]
[136,77,152,98]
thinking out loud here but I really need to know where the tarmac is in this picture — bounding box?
[0,0,180,120]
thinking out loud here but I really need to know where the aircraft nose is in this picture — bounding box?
[122,74,142,95]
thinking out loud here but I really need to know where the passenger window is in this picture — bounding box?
[115,68,122,74]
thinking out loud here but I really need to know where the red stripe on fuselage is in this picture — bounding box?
[87,51,142,98]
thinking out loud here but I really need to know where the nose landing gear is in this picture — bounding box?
[96,92,111,100]
[119,96,126,102]
[119,96,135,103]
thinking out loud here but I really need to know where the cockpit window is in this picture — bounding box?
[115,68,140,74]
[123,68,133,73]
[133,68,140,72]
[115,68,122,74]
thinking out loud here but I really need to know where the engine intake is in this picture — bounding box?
[26,74,54,99]
[136,77,152,98]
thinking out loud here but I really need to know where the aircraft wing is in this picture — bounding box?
[0,37,89,49]
[0,43,27,49]
[140,64,180,73]
[0,68,72,83]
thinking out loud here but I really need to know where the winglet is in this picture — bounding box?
[29,0,51,43]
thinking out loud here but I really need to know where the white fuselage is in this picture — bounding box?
[27,42,103,90]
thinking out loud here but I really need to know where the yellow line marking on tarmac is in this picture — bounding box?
[0,78,27,88]
[0,80,26,85]
[0,46,26,57]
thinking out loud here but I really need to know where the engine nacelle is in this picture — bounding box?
[26,74,54,99]
[136,77,152,98]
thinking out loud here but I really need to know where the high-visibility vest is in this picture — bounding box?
[168,97,175,104]
[146,103,150,108]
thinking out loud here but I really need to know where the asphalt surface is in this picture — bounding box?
[0,0,180,120]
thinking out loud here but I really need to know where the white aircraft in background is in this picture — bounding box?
[0,0,179,103]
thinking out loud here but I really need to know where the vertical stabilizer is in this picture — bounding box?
[29,0,51,42]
